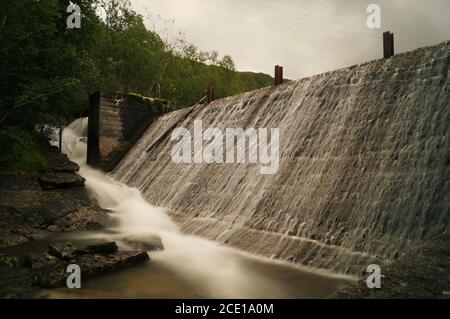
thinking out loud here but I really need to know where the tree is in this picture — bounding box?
[0,0,273,173]
[219,55,236,71]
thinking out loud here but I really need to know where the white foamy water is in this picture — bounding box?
[49,118,355,299]
[111,42,450,275]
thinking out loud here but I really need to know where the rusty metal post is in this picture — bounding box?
[279,66,283,85]
[390,32,395,57]
[275,65,283,85]
[207,85,214,103]
[275,65,279,85]
[383,31,394,58]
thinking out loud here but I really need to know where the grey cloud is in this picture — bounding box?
[131,0,450,79]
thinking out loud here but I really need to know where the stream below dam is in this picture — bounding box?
[36,118,355,299]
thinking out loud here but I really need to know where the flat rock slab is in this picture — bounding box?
[13,241,150,291]
[38,172,85,189]
[46,206,113,232]
[34,251,149,288]
[0,188,112,232]
[0,189,86,227]
[0,221,48,249]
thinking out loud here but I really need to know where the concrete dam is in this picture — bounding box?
[111,41,450,275]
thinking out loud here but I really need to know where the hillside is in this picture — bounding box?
[0,0,273,174]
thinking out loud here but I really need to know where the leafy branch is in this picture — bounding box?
[0,88,65,126]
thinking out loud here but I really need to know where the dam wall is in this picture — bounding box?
[112,42,450,274]
[87,92,169,171]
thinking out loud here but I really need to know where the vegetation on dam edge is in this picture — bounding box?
[0,0,273,174]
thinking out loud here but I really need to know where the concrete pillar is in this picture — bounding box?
[87,91,169,171]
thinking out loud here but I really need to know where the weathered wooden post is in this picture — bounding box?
[275,65,284,85]
[207,85,215,103]
[383,31,395,58]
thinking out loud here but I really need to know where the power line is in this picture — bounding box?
[239,0,448,42]
[146,0,402,48]
[199,0,442,46]
[145,0,433,53]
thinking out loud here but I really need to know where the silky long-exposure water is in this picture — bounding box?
[112,41,450,274]
[40,118,355,299]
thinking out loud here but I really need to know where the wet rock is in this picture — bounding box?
[38,172,85,190]
[48,242,77,260]
[0,255,21,268]
[0,230,28,249]
[35,251,149,288]
[3,239,150,292]
[0,175,40,191]
[0,221,48,249]
[47,206,113,232]
[0,173,113,252]
[46,225,61,232]
[0,187,109,232]
[23,253,59,270]
[42,145,80,173]
[0,189,84,227]
[75,242,118,255]
[120,235,164,252]
[332,232,450,299]
[10,225,47,241]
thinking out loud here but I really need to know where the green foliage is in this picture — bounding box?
[0,0,102,129]
[0,127,47,174]
[0,0,273,173]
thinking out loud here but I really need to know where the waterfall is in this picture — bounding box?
[112,41,450,274]
[54,117,354,298]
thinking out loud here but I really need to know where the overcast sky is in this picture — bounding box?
[130,0,450,79]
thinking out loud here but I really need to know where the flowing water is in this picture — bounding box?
[39,118,355,299]
[112,41,450,274]
[41,41,450,297]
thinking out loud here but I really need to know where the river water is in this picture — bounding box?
[39,118,355,299]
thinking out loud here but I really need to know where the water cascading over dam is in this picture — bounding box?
[112,41,450,275]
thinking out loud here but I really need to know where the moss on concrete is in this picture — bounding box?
[128,93,170,111]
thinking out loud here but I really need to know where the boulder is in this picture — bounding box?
[38,172,85,189]
[42,145,80,173]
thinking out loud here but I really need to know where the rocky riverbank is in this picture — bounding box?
[0,142,150,298]
[332,231,450,299]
